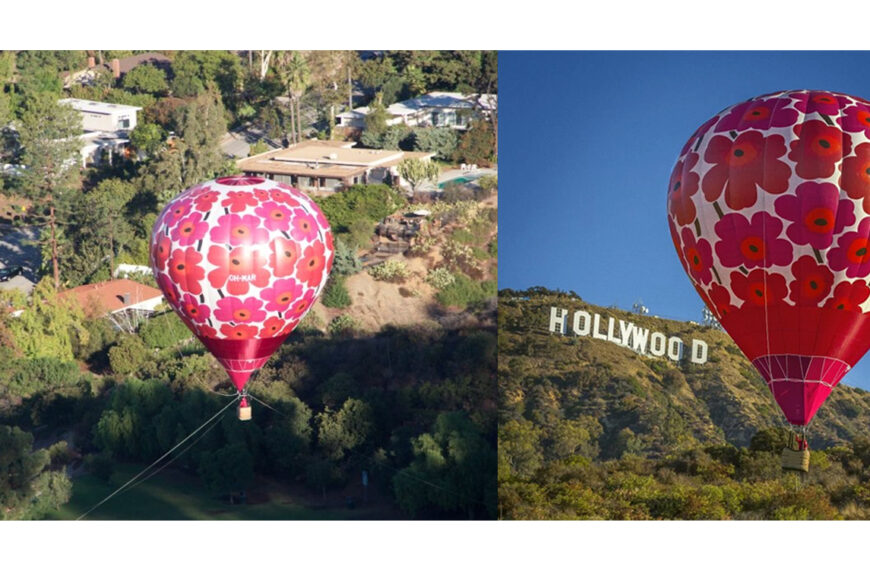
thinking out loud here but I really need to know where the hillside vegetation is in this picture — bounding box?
[498,287,870,520]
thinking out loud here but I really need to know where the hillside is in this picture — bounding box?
[499,288,870,455]
[498,288,870,520]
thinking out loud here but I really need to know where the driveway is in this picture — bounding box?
[0,223,40,295]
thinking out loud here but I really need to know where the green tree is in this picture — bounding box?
[316,398,373,460]
[412,127,458,160]
[454,118,496,167]
[3,278,86,361]
[173,90,229,185]
[394,411,496,519]
[396,158,439,195]
[16,93,83,289]
[108,333,149,376]
[198,443,255,497]
[129,121,166,156]
[122,64,168,95]
[274,51,310,144]
[364,92,389,135]
[0,425,72,520]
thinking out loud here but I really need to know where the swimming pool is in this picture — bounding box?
[438,175,480,188]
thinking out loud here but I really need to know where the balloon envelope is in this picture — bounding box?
[150,175,334,391]
[668,89,870,425]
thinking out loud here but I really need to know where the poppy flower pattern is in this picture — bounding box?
[150,176,333,342]
[669,90,870,317]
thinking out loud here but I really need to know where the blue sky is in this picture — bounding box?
[498,51,870,390]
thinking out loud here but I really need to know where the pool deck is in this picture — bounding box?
[421,166,497,191]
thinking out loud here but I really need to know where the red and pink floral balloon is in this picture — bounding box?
[669,89,870,426]
[150,175,334,395]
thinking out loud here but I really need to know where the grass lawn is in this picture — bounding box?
[47,463,400,521]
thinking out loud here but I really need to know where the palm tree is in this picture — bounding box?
[276,51,310,145]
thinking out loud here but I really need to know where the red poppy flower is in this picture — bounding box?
[253,189,270,202]
[840,142,870,214]
[185,182,211,199]
[152,233,171,272]
[667,152,700,226]
[680,115,718,157]
[260,278,304,312]
[840,103,870,137]
[193,190,220,212]
[260,316,287,338]
[709,283,737,318]
[714,212,792,269]
[164,198,193,226]
[180,293,211,323]
[157,273,181,306]
[789,256,834,307]
[269,188,301,207]
[270,236,302,277]
[255,201,294,232]
[196,324,218,339]
[680,227,714,285]
[290,210,319,242]
[790,91,849,116]
[171,212,210,246]
[217,176,266,186]
[296,242,327,288]
[209,214,270,247]
[824,281,870,312]
[714,97,798,133]
[286,289,316,320]
[773,182,854,250]
[220,323,259,340]
[213,296,266,324]
[788,120,851,180]
[221,190,259,213]
[702,131,790,210]
[730,269,788,308]
[309,200,330,230]
[207,245,271,296]
[168,248,205,295]
[827,218,870,278]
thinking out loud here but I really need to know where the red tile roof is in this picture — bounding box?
[58,278,163,317]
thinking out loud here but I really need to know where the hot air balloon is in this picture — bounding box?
[150,175,334,420]
[668,89,870,467]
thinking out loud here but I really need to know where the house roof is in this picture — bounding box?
[237,140,434,180]
[109,52,171,75]
[337,92,497,120]
[58,278,162,317]
[59,98,142,116]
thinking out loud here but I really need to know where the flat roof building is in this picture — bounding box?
[236,140,435,193]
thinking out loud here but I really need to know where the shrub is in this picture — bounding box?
[435,275,497,309]
[138,312,192,349]
[316,184,406,233]
[7,357,83,398]
[108,334,149,376]
[368,259,411,283]
[426,267,456,290]
[328,315,358,337]
[332,236,362,275]
[322,275,352,309]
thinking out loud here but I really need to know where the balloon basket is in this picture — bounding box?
[238,399,252,422]
[781,448,810,472]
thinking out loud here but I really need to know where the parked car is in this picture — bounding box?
[0,265,23,282]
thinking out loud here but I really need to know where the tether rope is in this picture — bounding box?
[76,395,239,520]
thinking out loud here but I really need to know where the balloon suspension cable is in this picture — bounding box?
[76,395,239,521]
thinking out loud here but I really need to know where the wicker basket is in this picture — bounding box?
[781,448,810,472]
[238,405,252,421]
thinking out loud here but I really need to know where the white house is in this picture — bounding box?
[337,91,497,131]
[59,98,141,167]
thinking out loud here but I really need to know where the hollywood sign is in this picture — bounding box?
[548,307,709,364]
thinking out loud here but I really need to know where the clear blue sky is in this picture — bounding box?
[499,51,870,390]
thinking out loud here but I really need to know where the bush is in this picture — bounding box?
[426,267,456,290]
[316,184,406,234]
[332,236,363,275]
[328,315,358,337]
[108,334,149,376]
[138,312,193,349]
[368,259,411,283]
[7,357,83,398]
[321,275,352,309]
[435,275,497,309]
